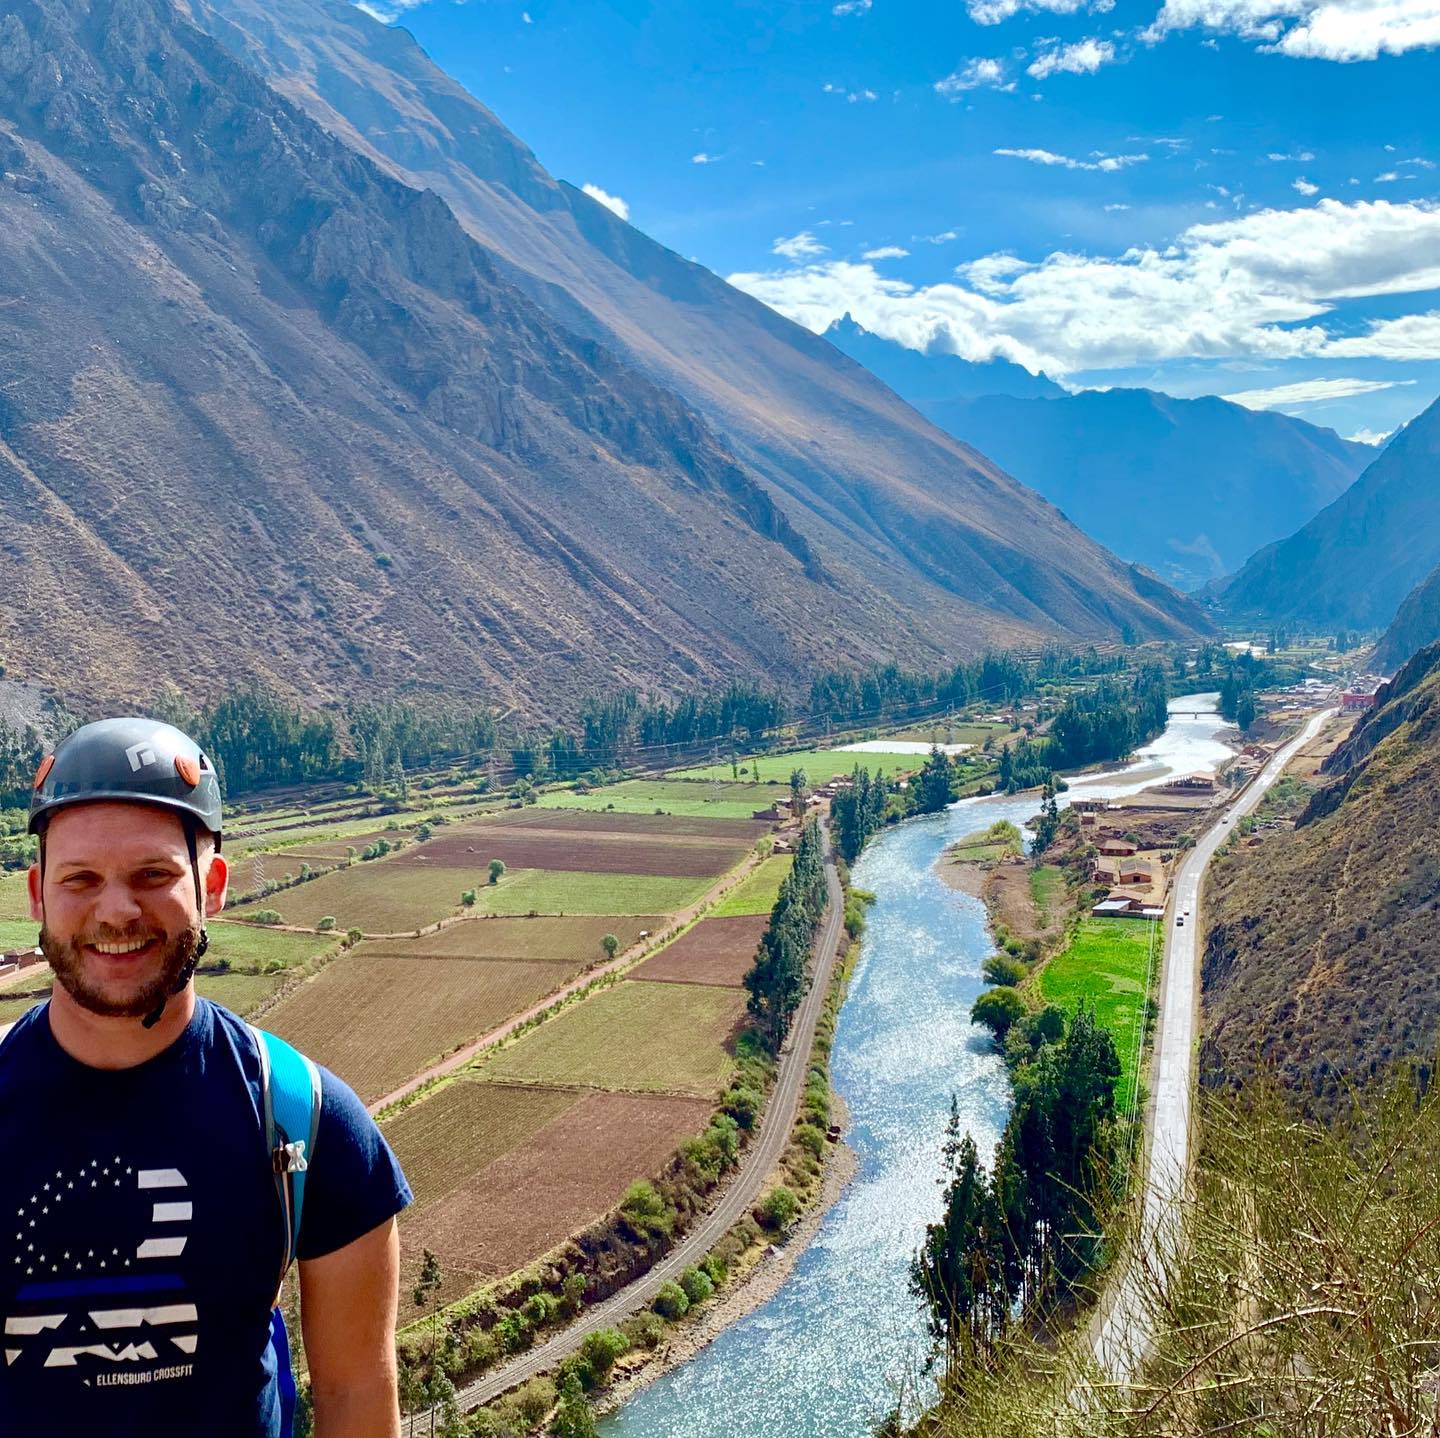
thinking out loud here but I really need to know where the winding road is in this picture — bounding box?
[412,824,848,1426]
[1091,706,1338,1382]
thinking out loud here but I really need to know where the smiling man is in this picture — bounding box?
[0,718,412,1437]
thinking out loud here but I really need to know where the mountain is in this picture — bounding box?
[1199,642,1440,1116]
[824,321,1371,592]
[1214,395,1440,633]
[1374,564,1440,673]
[161,2,1205,638]
[822,314,1065,402]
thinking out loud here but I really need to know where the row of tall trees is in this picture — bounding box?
[830,767,892,863]
[1046,662,1170,770]
[911,1007,1122,1371]
[743,819,828,1051]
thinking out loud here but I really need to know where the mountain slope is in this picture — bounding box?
[1199,644,1440,1115]
[825,321,1371,591]
[1374,565,1440,672]
[0,0,1204,717]
[1214,395,1440,631]
[182,0,1205,646]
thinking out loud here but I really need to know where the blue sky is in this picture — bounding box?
[368,0,1440,442]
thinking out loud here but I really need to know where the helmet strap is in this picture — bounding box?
[140,821,209,1031]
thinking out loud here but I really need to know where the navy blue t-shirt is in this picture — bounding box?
[0,998,412,1436]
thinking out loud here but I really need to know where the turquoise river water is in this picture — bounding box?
[601,698,1234,1438]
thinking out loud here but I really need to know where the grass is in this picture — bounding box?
[881,722,1009,747]
[207,922,336,972]
[196,970,288,1016]
[1029,866,1065,929]
[667,748,928,783]
[533,780,791,820]
[947,821,1023,863]
[466,869,713,917]
[0,919,37,950]
[358,916,664,964]
[230,861,470,934]
[0,874,32,923]
[479,979,747,1097]
[710,854,793,917]
[1038,917,1158,1111]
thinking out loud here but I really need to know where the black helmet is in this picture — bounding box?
[30,717,222,839]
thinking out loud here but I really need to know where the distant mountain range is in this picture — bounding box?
[0,0,1207,719]
[1214,394,1440,636]
[1200,639,1440,1117]
[825,317,1372,592]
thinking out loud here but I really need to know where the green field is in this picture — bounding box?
[480,979,747,1096]
[1029,866,1066,927]
[467,869,713,917]
[0,874,32,923]
[196,970,288,1016]
[711,854,793,917]
[947,822,1022,863]
[230,862,471,934]
[668,748,930,783]
[208,922,337,972]
[1038,917,1158,1111]
[534,780,791,820]
[882,723,1008,747]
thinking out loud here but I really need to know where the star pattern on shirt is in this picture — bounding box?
[12,1159,136,1276]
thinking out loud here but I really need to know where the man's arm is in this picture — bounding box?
[299,1216,402,1438]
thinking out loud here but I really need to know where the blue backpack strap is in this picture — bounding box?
[248,1025,322,1290]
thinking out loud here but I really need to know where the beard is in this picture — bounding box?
[41,922,200,1020]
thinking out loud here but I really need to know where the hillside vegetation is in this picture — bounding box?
[1374,561,1440,672]
[1199,641,1440,1114]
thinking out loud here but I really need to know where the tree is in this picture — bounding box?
[971,987,1026,1042]
[1236,689,1258,731]
[461,889,477,907]
[758,1185,800,1230]
[488,858,506,885]
[653,1281,689,1319]
[982,954,1028,987]
[316,915,336,932]
[915,747,956,814]
[601,933,620,960]
[550,1373,599,1438]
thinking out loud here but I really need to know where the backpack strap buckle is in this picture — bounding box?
[272,1140,309,1176]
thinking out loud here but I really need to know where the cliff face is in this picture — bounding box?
[0,0,1200,719]
[1200,643,1440,1115]
[1373,565,1440,674]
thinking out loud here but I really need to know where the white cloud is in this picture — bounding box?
[935,58,1015,94]
[863,245,911,259]
[692,152,718,165]
[1027,37,1118,75]
[1375,170,1400,182]
[1348,427,1393,444]
[1220,376,1415,408]
[919,229,961,244]
[1145,0,1440,60]
[580,184,629,220]
[995,147,1148,170]
[727,199,1440,375]
[1267,150,1316,161]
[967,0,1112,23]
[1293,177,1320,195]
[1104,202,1131,210]
[522,10,533,21]
[773,231,829,261]
[833,0,873,12]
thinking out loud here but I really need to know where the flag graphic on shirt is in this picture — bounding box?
[4,1158,198,1378]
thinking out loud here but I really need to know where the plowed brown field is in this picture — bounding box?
[392,828,747,877]
[482,809,770,841]
[357,915,664,964]
[631,915,769,988]
[266,954,589,1102]
[396,1087,714,1301]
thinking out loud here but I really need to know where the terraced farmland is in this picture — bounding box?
[394,1087,714,1302]
[358,915,663,964]
[467,869,715,917]
[231,863,467,933]
[711,854,794,917]
[393,826,748,878]
[483,809,770,842]
[632,915,768,988]
[669,748,927,783]
[480,980,747,1096]
[265,953,592,1103]
[534,779,792,820]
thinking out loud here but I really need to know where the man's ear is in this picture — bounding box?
[26,863,42,924]
[204,854,229,919]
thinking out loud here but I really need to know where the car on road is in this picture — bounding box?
[1176,915,1185,926]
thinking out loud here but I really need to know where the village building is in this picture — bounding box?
[1097,837,1139,857]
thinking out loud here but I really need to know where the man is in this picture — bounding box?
[0,718,413,1436]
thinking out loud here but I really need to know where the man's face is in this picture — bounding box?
[28,803,227,1020]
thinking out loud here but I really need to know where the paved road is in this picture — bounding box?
[415,825,847,1425]
[1091,707,1337,1382]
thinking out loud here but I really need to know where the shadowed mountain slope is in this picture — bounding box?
[180,0,1206,642]
[1375,565,1440,673]
[1213,395,1440,633]
[1200,643,1440,1116]
[824,319,1372,592]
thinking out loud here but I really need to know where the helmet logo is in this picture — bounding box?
[125,741,159,773]
[33,754,54,790]
[175,755,201,788]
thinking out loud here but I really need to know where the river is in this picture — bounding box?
[601,696,1234,1438]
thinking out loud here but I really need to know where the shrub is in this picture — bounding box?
[619,1181,674,1240]
[316,915,336,932]
[619,1312,666,1350]
[679,1267,714,1305]
[758,1185,801,1231]
[982,954,1028,987]
[653,1281,689,1320]
[601,933,620,959]
[578,1327,629,1383]
[971,986,1026,1041]
[345,928,363,947]
[461,889,478,908]
[488,858,506,885]
[249,909,282,926]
